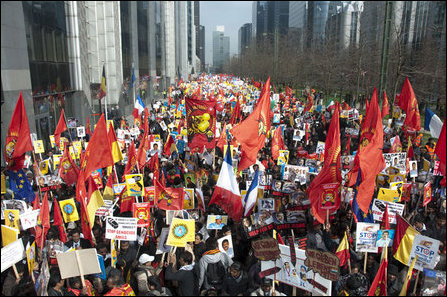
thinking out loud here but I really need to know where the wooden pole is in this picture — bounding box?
[363,252,368,275]
[12,264,20,279]
[413,271,420,294]
[75,250,86,287]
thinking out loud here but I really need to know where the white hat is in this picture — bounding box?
[139,253,154,265]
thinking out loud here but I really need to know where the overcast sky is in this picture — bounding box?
[200,1,253,66]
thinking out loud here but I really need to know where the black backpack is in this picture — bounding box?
[206,261,226,286]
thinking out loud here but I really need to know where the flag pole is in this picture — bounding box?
[413,271,420,294]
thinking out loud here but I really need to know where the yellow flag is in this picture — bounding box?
[26,241,36,274]
[399,255,418,296]
[87,188,105,226]
[4,209,20,232]
[1,225,18,246]
[111,239,117,268]
[166,218,195,247]
[59,198,80,223]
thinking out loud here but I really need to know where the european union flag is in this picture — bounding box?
[9,169,35,203]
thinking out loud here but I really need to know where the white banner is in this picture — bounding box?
[105,216,137,241]
[409,234,441,271]
[20,209,40,230]
[372,199,405,224]
[355,222,380,253]
[1,239,25,273]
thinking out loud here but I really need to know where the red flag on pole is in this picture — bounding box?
[54,109,67,147]
[154,179,184,210]
[185,97,217,151]
[434,121,446,176]
[382,90,389,118]
[59,143,80,186]
[123,141,137,179]
[53,197,68,243]
[4,91,33,170]
[399,78,421,132]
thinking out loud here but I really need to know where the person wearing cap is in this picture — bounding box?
[387,264,402,296]
[208,215,225,229]
[133,253,161,295]
[250,278,285,296]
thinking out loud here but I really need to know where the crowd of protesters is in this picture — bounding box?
[1,73,445,296]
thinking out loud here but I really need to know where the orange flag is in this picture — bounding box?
[123,141,137,179]
[399,78,421,132]
[59,142,80,186]
[163,134,177,157]
[434,121,446,176]
[349,88,386,213]
[307,103,342,223]
[232,77,271,171]
[54,109,67,147]
[4,92,33,170]
[154,179,184,210]
[81,114,114,180]
[381,90,389,118]
[271,126,284,161]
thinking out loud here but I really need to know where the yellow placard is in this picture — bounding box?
[49,135,56,148]
[377,188,402,203]
[4,209,20,232]
[69,146,77,160]
[53,154,63,171]
[166,218,195,247]
[72,141,82,158]
[59,198,80,223]
[277,150,290,165]
[26,241,36,274]
[183,188,195,210]
[125,174,145,197]
[153,135,161,142]
[59,137,67,151]
[1,225,18,247]
[33,140,45,154]
[39,159,49,175]
[1,174,6,194]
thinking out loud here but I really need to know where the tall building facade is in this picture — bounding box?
[289,1,308,51]
[238,23,253,55]
[198,25,205,72]
[253,1,289,43]
[326,1,364,49]
[212,27,230,73]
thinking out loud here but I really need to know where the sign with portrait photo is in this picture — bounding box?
[206,215,228,230]
[218,235,234,258]
[355,222,380,253]
[76,126,86,138]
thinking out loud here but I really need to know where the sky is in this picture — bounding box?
[200,1,253,66]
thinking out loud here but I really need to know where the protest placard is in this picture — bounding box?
[258,198,275,212]
[33,140,45,154]
[1,238,25,273]
[133,202,151,228]
[316,141,325,155]
[156,227,173,254]
[125,174,144,197]
[283,165,308,184]
[383,153,407,174]
[409,234,441,271]
[166,218,195,247]
[56,248,101,279]
[218,235,234,258]
[1,225,18,247]
[20,209,40,230]
[377,188,402,203]
[252,237,280,261]
[355,222,380,253]
[423,182,432,207]
[4,209,20,232]
[304,249,340,281]
[206,215,228,230]
[60,198,80,223]
[95,199,114,217]
[422,269,445,296]
[105,216,138,241]
[277,150,289,165]
[372,199,405,224]
[76,126,85,138]
[183,188,195,210]
[375,229,395,247]
[261,244,332,295]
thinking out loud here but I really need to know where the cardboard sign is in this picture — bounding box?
[56,248,101,279]
[105,216,138,241]
[372,199,405,224]
[166,218,195,247]
[1,238,25,272]
[409,234,441,271]
[383,153,407,174]
[218,235,234,258]
[423,182,432,207]
[277,150,289,165]
[53,154,63,171]
[355,222,380,253]
[33,140,45,154]
[20,209,40,230]
[183,188,195,210]
[261,244,332,295]
[377,188,402,203]
[305,249,340,281]
[252,237,281,261]
[49,135,56,148]
[59,198,80,223]
[206,215,228,230]
[156,227,173,254]
[1,225,19,247]
[125,174,144,197]
[4,209,20,231]
[133,202,151,227]
[76,126,86,138]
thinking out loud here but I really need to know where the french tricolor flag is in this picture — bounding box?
[243,168,259,216]
[209,141,243,221]
[133,94,145,119]
[425,108,444,138]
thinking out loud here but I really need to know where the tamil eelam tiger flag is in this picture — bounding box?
[348,88,386,213]
[307,103,342,223]
[271,125,285,161]
[59,142,79,186]
[392,214,419,265]
[108,124,123,164]
[163,134,177,157]
[303,93,314,114]
[166,218,195,247]
[123,141,137,179]
[154,179,184,210]
[229,99,241,125]
[399,78,421,132]
[99,65,106,99]
[4,92,33,170]
[185,97,217,151]
[81,114,114,180]
[367,251,388,296]
[382,90,390,118]
[54,109,67,148]
[232,77,271,172]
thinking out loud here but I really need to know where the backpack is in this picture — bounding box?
[206,261,226,286]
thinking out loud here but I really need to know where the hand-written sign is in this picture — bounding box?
[259,266,281,278]
[248,223,275,238]
[304,249,340,281]
[252,237,281,261]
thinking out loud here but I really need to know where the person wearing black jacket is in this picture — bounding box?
[222,262,250,296]
[64,229,92,250]
[164,251,198,296]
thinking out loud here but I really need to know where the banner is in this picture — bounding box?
[105,216,137,241]
[133,202,150,228]
[1,238,25,273]
[252,237,281,261]
[185,97,217,150]
[372,199,405,224]
[355,222,380,253]
[409,234,441,271]
[261,244,332,295]
[59,198,80,223]
[125,174,144,197]
[304,249,340,281]
[383,153,407,174]
[166,218,195,247]
[20,209,40,230]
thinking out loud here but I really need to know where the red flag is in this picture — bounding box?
[81,114,114,180]
[75,170,88,204]
[307,103,342,223]
[4,92,33,170]
[33,193,40,210]
[123,141,137,179]
[229,99,241,125]
[348,88,386,213]
[303,94,314,114]
[154,179,184,210]
[86,117,92,136]
[390,135,402,153]
[216,126,228,153]
[163,134,177,157]
[232,77,271,171]
[381,204,390,230]
[365,98,370,114]
[399,78,421,132]
[40,191,50,229]
[407,140,414,160]
[346,135,351,155]
[382,90,389,118]
[271,126,284,160]
[79,190,94,246]
[342,102,351,110]
[118,186,134,213]
[59,143,80,186]
[185,97,217,150]
[367,254,388,296]
[434,121,446,176]
[137,128,151,171]
[54,109,67,147]
[53,198,68,243]
[147,152,159,176]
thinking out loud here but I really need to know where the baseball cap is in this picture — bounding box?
[139,254,155,265]
[215,215,222,220]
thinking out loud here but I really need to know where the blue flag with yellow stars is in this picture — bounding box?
[8,169,35,202]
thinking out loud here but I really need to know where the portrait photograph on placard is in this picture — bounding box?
[217,235,234,258]
[206,215,228,230]
[410,160,418,178]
